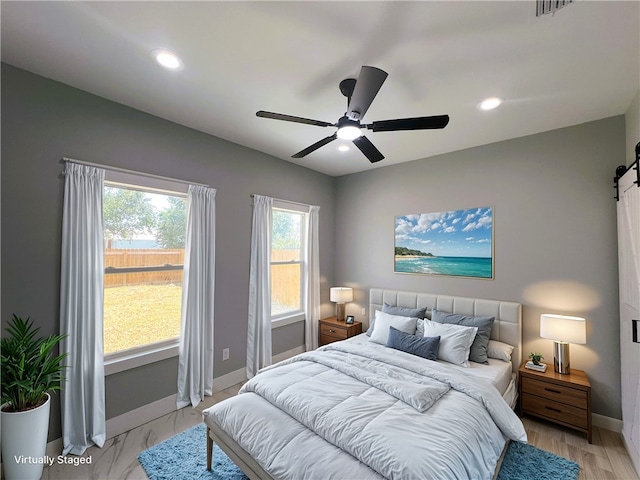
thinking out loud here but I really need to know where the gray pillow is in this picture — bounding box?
[383,303,427,319]
[431,309,494,364]
[386,326,440,361]
[367,302,427,336]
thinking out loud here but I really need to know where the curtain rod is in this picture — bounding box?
[63,157,208,188]
[250,193,312,209]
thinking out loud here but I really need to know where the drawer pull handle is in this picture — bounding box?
[545,406,562,413]
[544,388,562,394]
[329,329,335,333]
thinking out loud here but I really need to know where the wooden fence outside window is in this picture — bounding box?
[104,248,302,311]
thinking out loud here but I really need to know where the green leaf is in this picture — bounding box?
[1,315,68,411]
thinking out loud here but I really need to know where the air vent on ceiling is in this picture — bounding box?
[536,0,574,16]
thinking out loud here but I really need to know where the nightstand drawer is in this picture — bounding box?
[320,323,348,340]
[522,377,587,409]
[522,394,589,429]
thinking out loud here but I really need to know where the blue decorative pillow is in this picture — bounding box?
[431,310,494,364]
[386,326,440,361]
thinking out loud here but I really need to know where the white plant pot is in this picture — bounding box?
[1,393,51,480]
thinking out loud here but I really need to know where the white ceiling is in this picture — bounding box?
[2,1,638,177]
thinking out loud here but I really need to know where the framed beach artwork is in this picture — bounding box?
[394,207,494,279]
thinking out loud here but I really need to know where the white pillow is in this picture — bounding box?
[423,320,477,367]
[369,310,418,345]
[487,340,514,362]
[416,318,425,337]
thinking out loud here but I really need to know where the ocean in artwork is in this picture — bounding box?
[394,256,492,278]
[395,207,493,278]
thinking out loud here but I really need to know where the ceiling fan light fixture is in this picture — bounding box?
[337,125,362,140]
[479,97,503,111]
[152,49,184,71]
[336,116,362,140]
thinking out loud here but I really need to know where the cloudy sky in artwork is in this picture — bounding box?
[395,207,493,258]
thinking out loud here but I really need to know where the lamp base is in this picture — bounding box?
[553,341,571,374]
[336,303,346,321]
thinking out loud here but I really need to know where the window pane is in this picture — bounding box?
[104,280,182,355]
[271,210,301,262]
[104,186,186,355]
[271,263,301,316]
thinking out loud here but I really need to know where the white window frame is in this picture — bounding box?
[103,170,188,375]
[271,200,308,329]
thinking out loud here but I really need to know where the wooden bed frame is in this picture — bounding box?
[205,288,523,479]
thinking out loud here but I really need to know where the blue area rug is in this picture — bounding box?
[497,440,580,480]
[139,423,579,480]
[138,423,247,480]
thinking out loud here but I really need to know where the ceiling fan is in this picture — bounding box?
[256,66,449,163]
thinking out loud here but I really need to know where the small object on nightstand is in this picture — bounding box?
[525,361,547,372]
[345,315,355,324]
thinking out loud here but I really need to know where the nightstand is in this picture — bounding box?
[319,316,362,346]
[519,363,592,443]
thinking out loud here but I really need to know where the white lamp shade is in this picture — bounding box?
[330,287,353,303]
[540,314,586,344]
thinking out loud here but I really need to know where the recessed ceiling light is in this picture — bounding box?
[338,145,350,152]
[152,49,184,71]
[479,97,503,111]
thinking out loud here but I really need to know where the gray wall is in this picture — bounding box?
[626,89,639,166]
[334,117,625,419]
[0,64,337,438]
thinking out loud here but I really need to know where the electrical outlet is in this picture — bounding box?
[222,348,229,361]
[362,308,366,316]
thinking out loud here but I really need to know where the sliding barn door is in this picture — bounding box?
[617,163,640,475]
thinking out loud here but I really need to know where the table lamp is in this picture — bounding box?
[330,287,353,321]
[540,313,586,374]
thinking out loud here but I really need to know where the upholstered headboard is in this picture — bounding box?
[369,288,522,373]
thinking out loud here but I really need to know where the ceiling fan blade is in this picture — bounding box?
[346,66,388,121]
[292,133,337,158]
[353,135,384,163]
[368,115,450,132]
[256,111,334,128]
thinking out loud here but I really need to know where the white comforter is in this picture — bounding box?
[206,341,527,480]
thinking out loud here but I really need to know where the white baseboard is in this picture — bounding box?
[592,412,623,433]
[44,345,307,455]
[107,393,179,440]
[273,345,305,363]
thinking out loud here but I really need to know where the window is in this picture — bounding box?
[103,177,187,372]
[271,202,307,325]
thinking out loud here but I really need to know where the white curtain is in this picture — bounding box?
[305,205,321,351]
[246,195,273,379]
[60,162,106,456]
[177,185,217,409]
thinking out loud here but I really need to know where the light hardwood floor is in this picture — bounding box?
[522,415,639,480]
[41,384,243,480]
[42,385,639,480]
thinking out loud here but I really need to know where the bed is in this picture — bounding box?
[203,288,526,480]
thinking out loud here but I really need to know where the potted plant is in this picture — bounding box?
[1,315,67,480]
[528,352,544,365]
